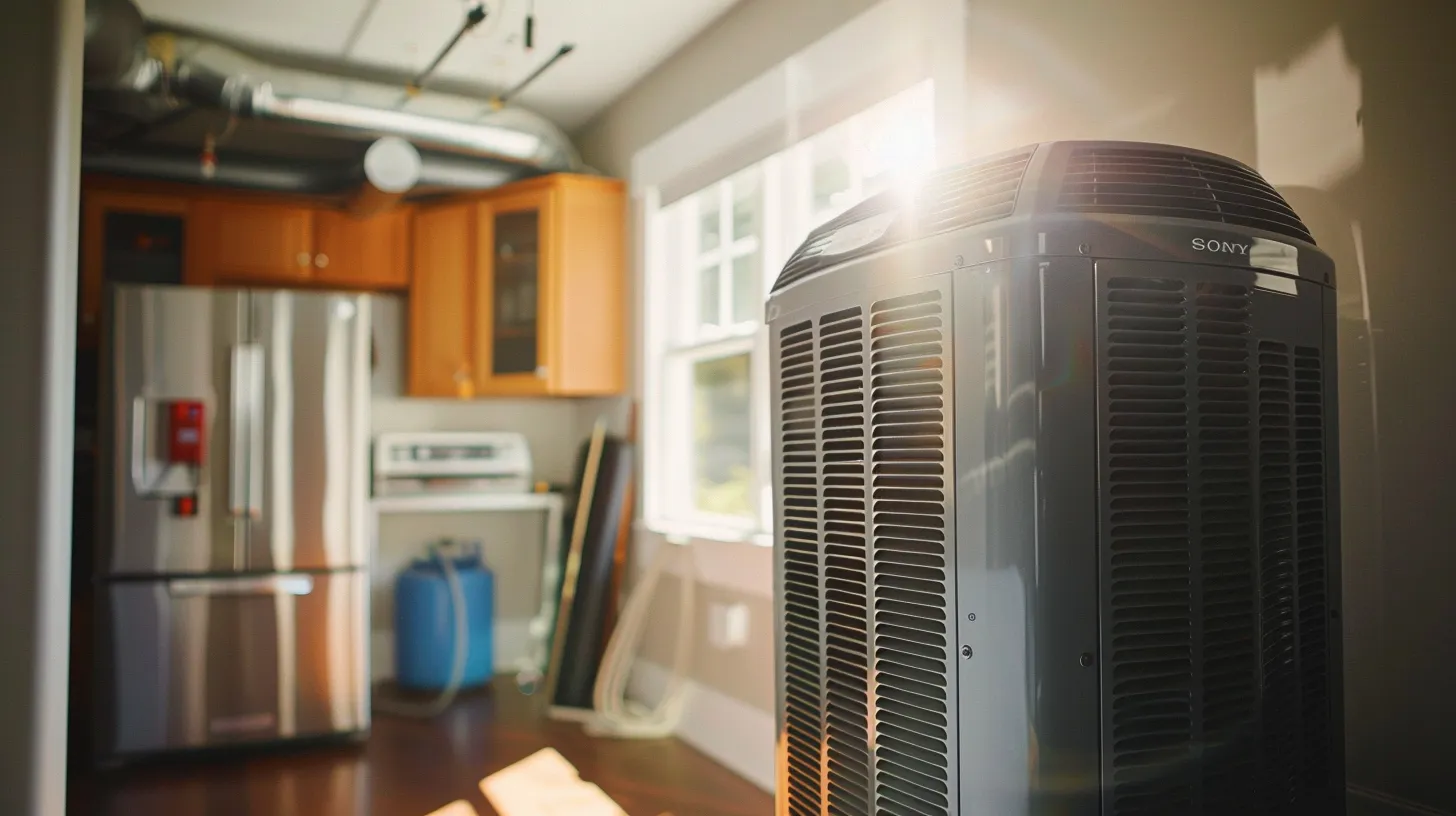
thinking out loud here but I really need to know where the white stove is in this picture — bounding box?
[372,431,533,497]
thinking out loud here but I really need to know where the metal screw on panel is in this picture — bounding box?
[1079,652,1095,668]
[1078,242,1091,255]
[960,646,973,659]
[966,613,976,622]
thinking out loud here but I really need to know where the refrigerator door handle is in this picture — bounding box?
[229,344,265,518]
[129,396,150,492]
[229,346,249,516]
[168,574,314,597]
[244,344,265,519]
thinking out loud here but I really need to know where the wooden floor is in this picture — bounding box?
[69,678,773,816]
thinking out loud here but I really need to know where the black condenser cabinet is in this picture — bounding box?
[768,141,1342,815]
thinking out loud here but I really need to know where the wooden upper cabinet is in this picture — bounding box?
[410,201,476,398]
[189,197,412,289]
[546,175,627,396]
[190,199,315,284]
[474,187,553,396]
[406,173,625,398]
[79,190,190,347]
[314,209,411,289]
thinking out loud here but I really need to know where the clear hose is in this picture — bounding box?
[584,539,694,738]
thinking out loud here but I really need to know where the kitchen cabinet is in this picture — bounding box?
[190,199,411,289]
[79,190,193,348]
[408,174,625,398]
[475,187,551,395]
[409,201,477,398]
[314,209,411,289]
[190,199,316,284]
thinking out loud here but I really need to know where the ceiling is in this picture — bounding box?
[135,0,741,131]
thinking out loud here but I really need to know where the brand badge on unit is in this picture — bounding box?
[1191,237,1251,255]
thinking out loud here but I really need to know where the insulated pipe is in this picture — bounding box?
[82,141,530,198]
[82,149,355,194]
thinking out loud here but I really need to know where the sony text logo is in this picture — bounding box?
[1191,237,1250,255]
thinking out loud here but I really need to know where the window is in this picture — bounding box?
[645,81,935,542]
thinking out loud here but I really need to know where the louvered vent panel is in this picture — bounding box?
[1101,277,1195,814]
[916,149,1034,235]
[818,307,873,816]
[868,290,951,816]
[1193,285,1260,811]
[1258,341,1300,811]
[1060,147,1315,245]
[1294,346,1331,796]
[778,320,824,816]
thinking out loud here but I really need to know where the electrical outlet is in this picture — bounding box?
[708,602,750,649]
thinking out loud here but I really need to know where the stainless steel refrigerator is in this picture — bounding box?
[96,284,371,761]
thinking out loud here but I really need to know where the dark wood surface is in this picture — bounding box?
[69,678,773,816]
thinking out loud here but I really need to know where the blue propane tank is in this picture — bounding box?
[394,541,495,691]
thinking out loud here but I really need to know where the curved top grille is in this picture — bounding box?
[772,147,1035,292]
[1056,145,1314,244]
[768,141,1320,296]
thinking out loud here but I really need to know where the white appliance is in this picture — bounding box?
[373,431,534,497]
[369,431,563,682]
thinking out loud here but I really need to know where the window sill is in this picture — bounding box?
[639,518,772,548]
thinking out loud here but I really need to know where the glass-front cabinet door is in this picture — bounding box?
[475,189,554,394]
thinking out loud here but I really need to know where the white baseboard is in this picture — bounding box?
[371,618,534,681]
[628,659,775,793]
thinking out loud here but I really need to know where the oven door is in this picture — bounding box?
[98,569,369,758]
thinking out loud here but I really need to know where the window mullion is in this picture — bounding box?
[720,181,734,327]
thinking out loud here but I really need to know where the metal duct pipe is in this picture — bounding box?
[82,149,357,195]
[82,143,533,198]
[85,0,578,174]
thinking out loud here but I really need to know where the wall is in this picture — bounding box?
[574,0,880,179]
[571,0,885,787]
[578,0,1456,813]
[961,2,1455,812]
[368,296,582,676]
[0,0,83,813]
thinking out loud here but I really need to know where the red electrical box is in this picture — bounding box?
[166,400,205,465]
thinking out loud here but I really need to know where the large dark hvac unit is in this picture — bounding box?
[768,140,1342,816]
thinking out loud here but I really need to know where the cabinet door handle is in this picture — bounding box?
[314,253,329,269]
[296,252,311,267]
[453,366,475,398]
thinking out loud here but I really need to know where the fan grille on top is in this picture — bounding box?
[1058,146,1315,245]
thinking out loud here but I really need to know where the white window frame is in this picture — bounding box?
[636,0,966,546]
[646,162,784,543]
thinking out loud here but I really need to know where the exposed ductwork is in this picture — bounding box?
[161,53,577,170]
[81,141,525,199]
[82,0,580,197]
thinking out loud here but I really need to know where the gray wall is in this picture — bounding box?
[0,0,84,813]
[576,0,1456,813]
[572,0,884,726]
[960,2,1455,811]
[573,0,879,177]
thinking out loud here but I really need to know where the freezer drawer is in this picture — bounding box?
[98,570,369,758]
